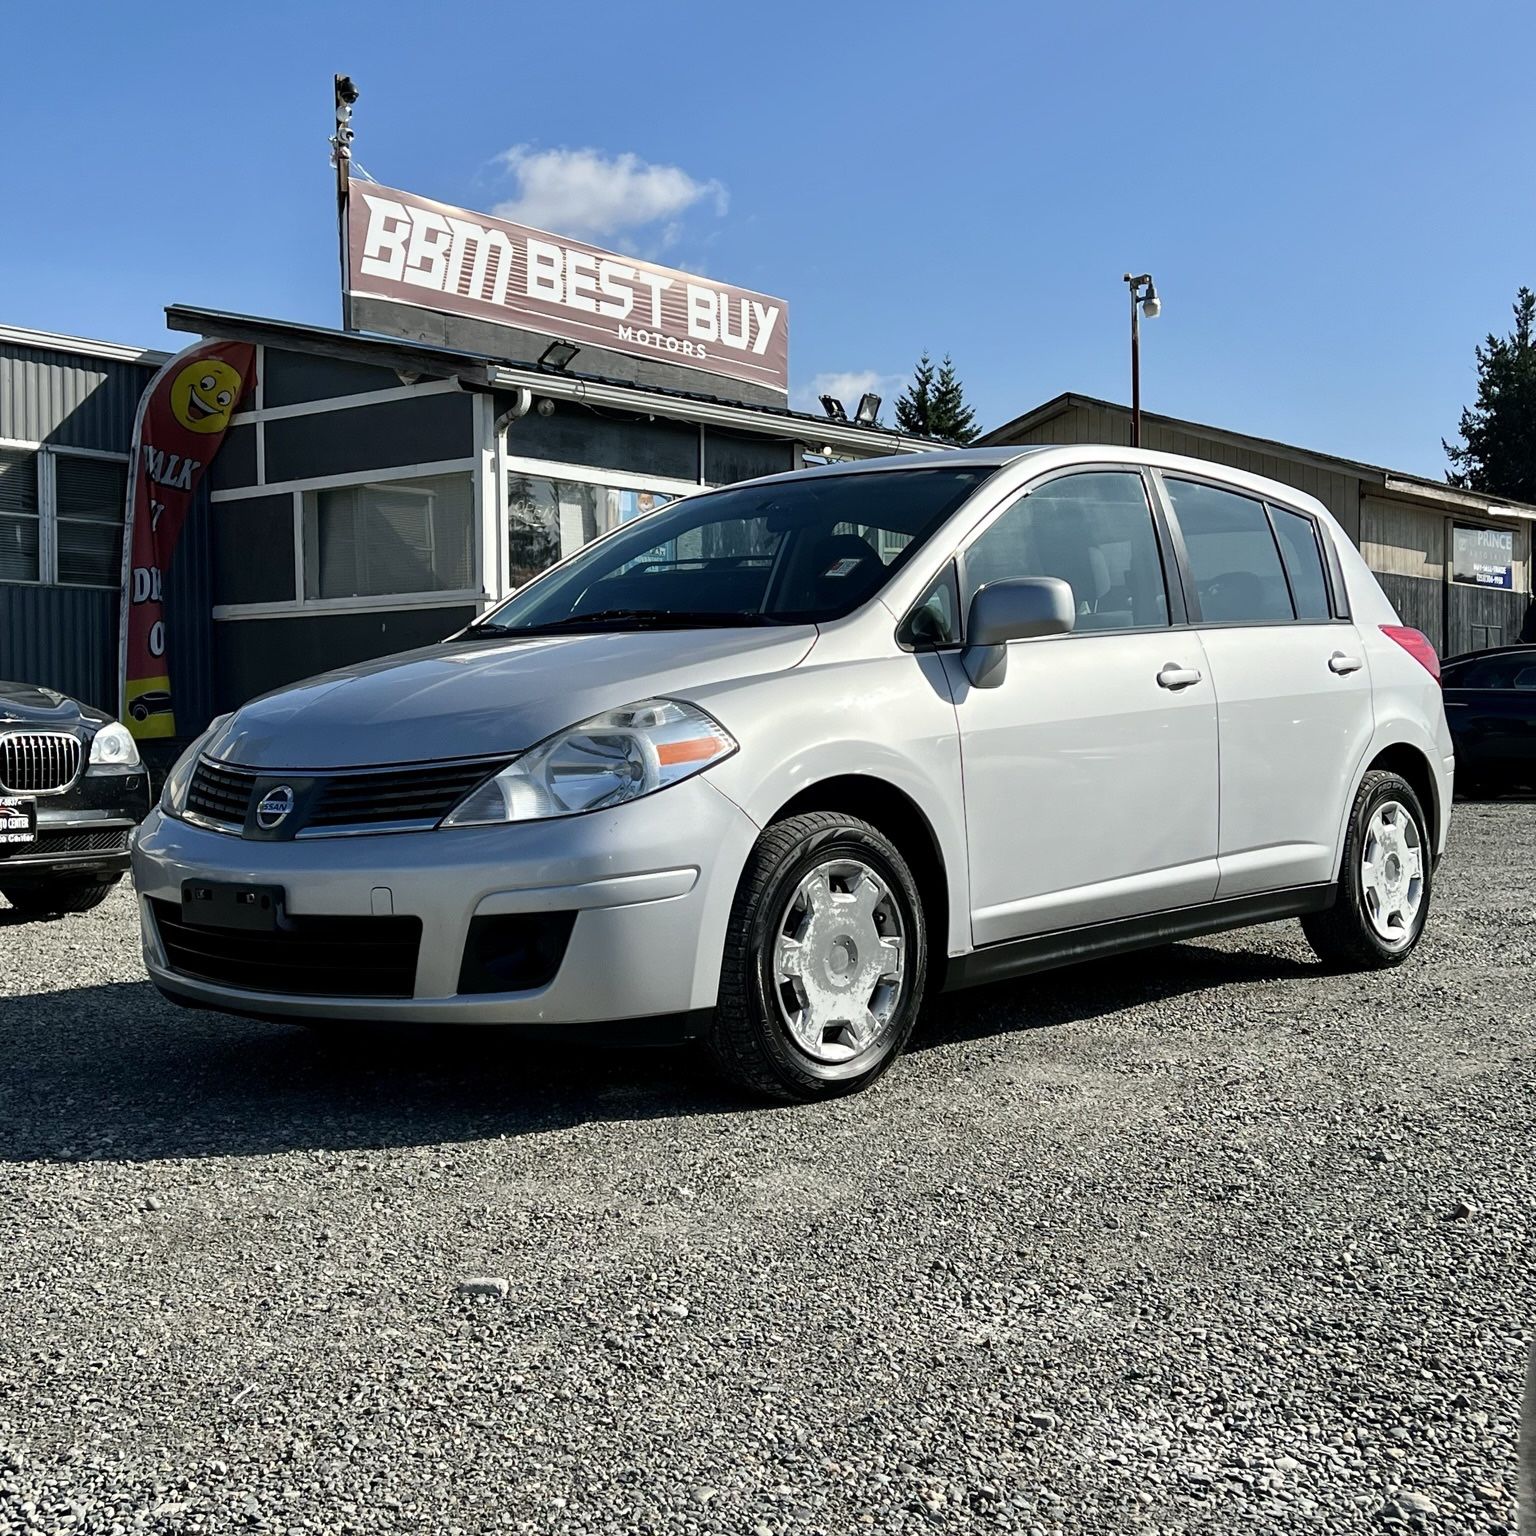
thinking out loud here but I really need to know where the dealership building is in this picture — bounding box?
[3,205,1535,742]
[0,325,930,737]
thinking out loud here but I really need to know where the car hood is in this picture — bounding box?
[0,680,105,729]
[208,626,819,770]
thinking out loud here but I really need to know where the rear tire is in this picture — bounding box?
[1301,770,1431,969]
[0,875,120,916]
[707,813,927,1102]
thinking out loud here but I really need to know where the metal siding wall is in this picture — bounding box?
[0,344,154,450]
[0,584,117,709]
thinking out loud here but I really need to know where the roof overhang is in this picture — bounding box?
[482,364,940,456]
[166,304,947,459]
[1379,473,1536,523]
[0,322,168,368]
[166,305,498,388]
[988,391,1536,523]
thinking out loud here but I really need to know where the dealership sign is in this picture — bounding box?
[1451,524,1515,589]
[118,340,256,739]
[347,182,789,394]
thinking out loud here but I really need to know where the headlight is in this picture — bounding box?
[160,715,230,817]
[88,721,142,771]
[441,698,735,826]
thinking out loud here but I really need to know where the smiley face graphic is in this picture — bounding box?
[169,358,243,434]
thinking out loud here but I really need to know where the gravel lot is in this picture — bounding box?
[1,801,1531,1535]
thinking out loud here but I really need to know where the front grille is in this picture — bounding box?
[149,898,422,998]
[306,760,506,829]
[182,756,507,835]
[185,759,259,828]
[31,827,131,855]
[1,732,82,794]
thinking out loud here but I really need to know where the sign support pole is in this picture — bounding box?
[331,75,358,332]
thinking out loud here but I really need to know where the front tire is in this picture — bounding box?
[1301,770,1431,969]
[707,813,927,1102]
[0,875,120,916]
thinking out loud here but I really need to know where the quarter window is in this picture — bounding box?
[1165,478,1293,624]
[963,471,1169,632]
[1268,503,1331,620]
[900,561,961,648]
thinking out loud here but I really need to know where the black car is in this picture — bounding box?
[0,680,153,915]
[1441,645,1536,795]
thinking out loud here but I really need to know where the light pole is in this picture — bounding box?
[1123,272,1161,447]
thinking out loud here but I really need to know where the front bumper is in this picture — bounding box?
[131,776,761,1031]
[0,769,150,885]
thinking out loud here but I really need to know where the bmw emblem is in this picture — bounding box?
[255,785,296,830]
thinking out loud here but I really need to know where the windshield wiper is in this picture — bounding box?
[493,609,780,635]
[447,621,517,641]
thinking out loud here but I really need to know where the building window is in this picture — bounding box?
[0,446,40,582]
[54,453,128,588]
[302,472,475,600]
[0,446,128,588]
[506,470,686,588]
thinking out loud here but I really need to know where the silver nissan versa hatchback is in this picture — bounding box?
[133,447,1453,1101]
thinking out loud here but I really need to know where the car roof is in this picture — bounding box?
[1442,643,1535,667]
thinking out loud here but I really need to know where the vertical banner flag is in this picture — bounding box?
[118,340,256,739]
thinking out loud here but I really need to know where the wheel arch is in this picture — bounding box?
[1364,741,1440,849]
[771,774,954,969]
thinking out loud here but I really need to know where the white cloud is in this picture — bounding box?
[492,145,728,241]
[792,370,907,419]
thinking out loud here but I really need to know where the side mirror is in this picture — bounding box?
[962,577,1075,688]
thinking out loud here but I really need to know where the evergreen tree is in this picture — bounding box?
[893,352,936,436]
[1444,286,1536,503]
[893,352,980,443]
[930,355,980,445]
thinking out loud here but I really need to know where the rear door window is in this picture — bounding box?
[1268,504,1332,620]
[1165,478,1293,624]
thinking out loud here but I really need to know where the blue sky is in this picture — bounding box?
[4,1,1532,476]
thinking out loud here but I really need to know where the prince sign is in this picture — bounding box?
[347,182,789,395]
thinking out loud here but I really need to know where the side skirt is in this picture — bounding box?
[941,883,1337,993]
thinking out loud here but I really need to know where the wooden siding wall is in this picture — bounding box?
[1004,402,1363,540]
[1363,493,1534,654]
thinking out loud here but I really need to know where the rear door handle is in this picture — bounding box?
[1157,664,1203,690]
[1329,652,1364,675]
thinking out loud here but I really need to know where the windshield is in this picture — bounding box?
[469,464,997,634]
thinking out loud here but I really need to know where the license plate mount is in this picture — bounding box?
[180,880,286,932]
[0,796,37,856]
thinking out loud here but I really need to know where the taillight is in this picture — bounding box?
[1380,625,1440,683]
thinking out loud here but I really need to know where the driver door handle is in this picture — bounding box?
[1157,663,1203,691]
[1329,651,1364,675]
